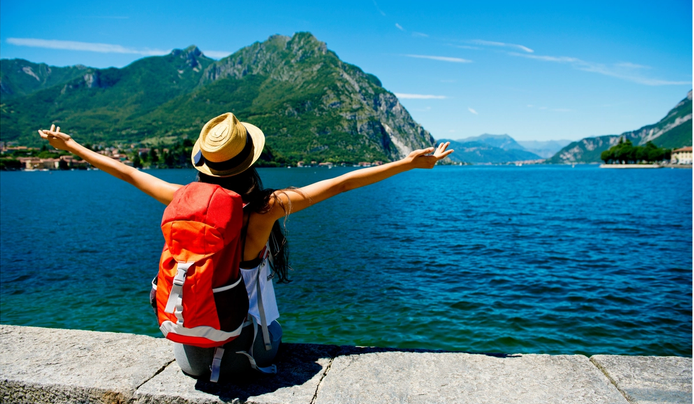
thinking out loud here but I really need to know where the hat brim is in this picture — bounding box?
[191,122,265,177]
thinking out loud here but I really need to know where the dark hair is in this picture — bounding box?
[197,168,291,283]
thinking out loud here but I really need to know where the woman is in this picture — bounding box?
[38,112,453,379]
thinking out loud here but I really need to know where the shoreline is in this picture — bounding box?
[600,163,692,169]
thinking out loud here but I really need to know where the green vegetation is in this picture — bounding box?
[600,138,671,164]
[547,91,692,164]
[1,33,433,166]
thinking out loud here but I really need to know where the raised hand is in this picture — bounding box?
[406,142,454,169]
[38,124,74,152]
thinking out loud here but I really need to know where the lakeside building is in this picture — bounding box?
[671,147,692,165]
[15,155,132,170]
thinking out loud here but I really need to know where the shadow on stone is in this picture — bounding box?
[335,344,523,358]
[191,342,339,402]
[188,343,521,402]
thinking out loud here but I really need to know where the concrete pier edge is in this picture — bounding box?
[1,325,691,404]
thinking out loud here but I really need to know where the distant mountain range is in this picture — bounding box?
[546,90,692,164]
[516,140,573,158]
[0,32,434,163]
[440,134,564,163]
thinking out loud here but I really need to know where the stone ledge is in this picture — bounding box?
[1,325,691,404]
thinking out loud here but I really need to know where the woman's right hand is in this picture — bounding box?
[38,123,182,205]
[38,124,75,152]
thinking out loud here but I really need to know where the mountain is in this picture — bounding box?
[0,33,433,163]
[0,59,90,101]
[546,91,692,164]
[457,133,528,150]
[516,139,573,158]
[440,134,543,163]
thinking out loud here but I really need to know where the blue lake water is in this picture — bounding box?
[0,165,691,356]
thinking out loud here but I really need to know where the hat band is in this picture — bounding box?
[194,130,254,171]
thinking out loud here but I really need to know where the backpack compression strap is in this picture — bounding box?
[210,347,225,383]
[256,262,272,351]
[164,261,196,324]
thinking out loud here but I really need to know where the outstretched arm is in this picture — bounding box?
[266,142,454,221]
[38,125,182,205]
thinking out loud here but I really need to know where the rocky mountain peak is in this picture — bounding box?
[169,45,206,70]
[287,32,328,58]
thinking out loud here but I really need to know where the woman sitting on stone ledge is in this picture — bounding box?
[38,113,452,381]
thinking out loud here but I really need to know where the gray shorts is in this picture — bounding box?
[173,320,282,380]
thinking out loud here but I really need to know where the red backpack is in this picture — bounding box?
[154,182,249,348]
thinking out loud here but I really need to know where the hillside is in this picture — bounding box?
[441,134,542,163]
[0,33,433,163]
[0,59,90,101]
[547,91,692,164]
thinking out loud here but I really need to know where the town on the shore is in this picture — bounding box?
[0,142,691,171]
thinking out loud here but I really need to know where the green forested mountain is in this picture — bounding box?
[0,59,90,100]
[546,90,692,164]
[0,33,434,164]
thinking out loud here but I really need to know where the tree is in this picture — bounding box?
[614,140,634,163]
[601,149,614,163]
[150,148,159,165]
[132,154,142,168]
[634,146,648,163]
[602,139,671,164]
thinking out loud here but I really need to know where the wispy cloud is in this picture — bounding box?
[509,52,691,86]
[372,0,386,16]
[469,39,533,53]
[204,50,232,59]
[453,45,481,50]
[395,93,447,99]
[395,23,405,31]
[7,38,169,56]
[468,108,478,115]
[412,32,429,38]
[403,54,472,63]
[615,62,650,70]
[527,104,573,112]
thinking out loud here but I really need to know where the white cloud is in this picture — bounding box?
[469,39,533,53]
[468,108,478,115]
[373,0,387,16]
[403,54,471,63]
[395,23,405,31]
[509,52,691,86]
[203,50,232,59]
[412,32,429,38]
[615,62,650,69]
[395,93,447,99]
[453,45,481,50]
[511,54,578,63]
[7,38,169,56]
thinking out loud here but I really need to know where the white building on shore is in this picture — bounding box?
[671,147,692,165]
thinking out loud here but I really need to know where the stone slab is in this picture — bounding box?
[591,355,692,404]
[315,348,629,404]
[0,324,173,404]
[135,343,338,404]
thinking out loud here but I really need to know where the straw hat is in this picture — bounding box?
[191,113,265,177]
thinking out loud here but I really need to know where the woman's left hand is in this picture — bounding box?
[406,142,454,169]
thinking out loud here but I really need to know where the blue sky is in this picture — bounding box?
[1,0,691,142]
